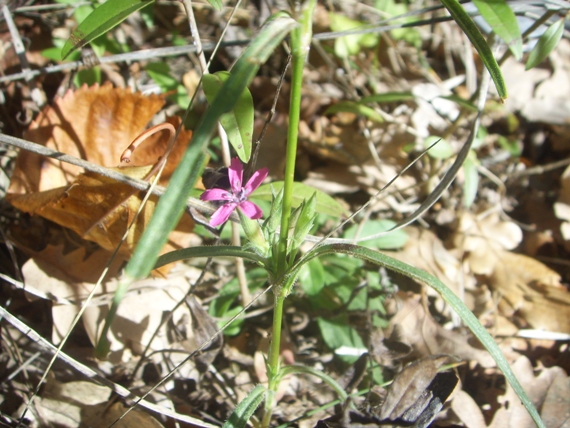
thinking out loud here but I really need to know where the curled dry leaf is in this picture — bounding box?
[7,83,194,261]
[453,211,523,275]
[389,292,496,368]
[489,249,570,333]
[379,354,459,426]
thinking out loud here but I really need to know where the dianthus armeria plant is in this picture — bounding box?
[55,0,552,427]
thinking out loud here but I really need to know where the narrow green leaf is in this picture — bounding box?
[154,246,266,270]
[325,101,384,123]
[360,92,415,104]
[62,0,155,59]
[462,151,479,208]
[296,244,546,428]
[472,0,523,60]
[203,72,254,162]
[526,18,565,70]
[253,182,347,218]
[206,0,223,11]
[223,385,266,428]
[439,0,507,99]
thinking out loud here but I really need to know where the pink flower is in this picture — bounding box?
[200,157,268,227]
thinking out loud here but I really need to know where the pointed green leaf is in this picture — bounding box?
[325,101,384,123]
[462,150,479,208]
[203,72,254,162]
[62,0,155,59]
[439,0,507,99]
[526,18,565,70]
[472,0,523,60]
[206,0,223,11]
[223,385,266,428]
[360,92,415,104]
[253,182,347,218]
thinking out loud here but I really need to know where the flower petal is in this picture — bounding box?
[228,157,244,194]
[209,203,237,226]
[200,188,231,202]
[243,167,268,195]
[238,201,263,219]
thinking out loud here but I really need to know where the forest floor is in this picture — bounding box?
[1,1,570,427]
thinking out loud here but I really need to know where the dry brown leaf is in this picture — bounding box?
[489,250,570,333]
[7,167,195,258]
[449,390,487,428]
[23,377,162,428]
[7,83,195,261]
[379,354,458,422]
[453,211,522,275]
[389,292,496,368]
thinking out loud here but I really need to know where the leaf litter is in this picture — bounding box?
[1,1,570,427]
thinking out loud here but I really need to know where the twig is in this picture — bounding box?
[0,42,248,84]
[0,132,216,216]
[1,5,45,107]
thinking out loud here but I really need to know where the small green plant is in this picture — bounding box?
[50,0,567,426]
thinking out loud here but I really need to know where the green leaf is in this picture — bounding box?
[62,0,155,59]
[253,182,347,218]
[343,220,408,250]
[526,18,565,70]
[329,13,378,58]
[424,136,453,159]
[360,92,415,104]
[300,258,326,296]
[472,0,522,60]
[203,72,254,162]
[317,315,366,363]
[146,62,190,108]
[325,101,384,123]
[462,150,479,208]
[223,385,266,428]
[439,0,507,99]
[206,0,223,11]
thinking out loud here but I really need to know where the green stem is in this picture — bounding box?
[276,0,316,277]
[261,290,286,427]
[276,46,304,275]
[265,3,316,426]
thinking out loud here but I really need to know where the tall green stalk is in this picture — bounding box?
[265,2,317,426]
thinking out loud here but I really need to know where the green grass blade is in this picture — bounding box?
[95,13,297,357]
[223,384,266,428]
[295,244,546,428]
[472,0,522,60]
[154,246,266,269]
[439,0,507,99]
[526,18,565,70]
[62,0,154,59]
